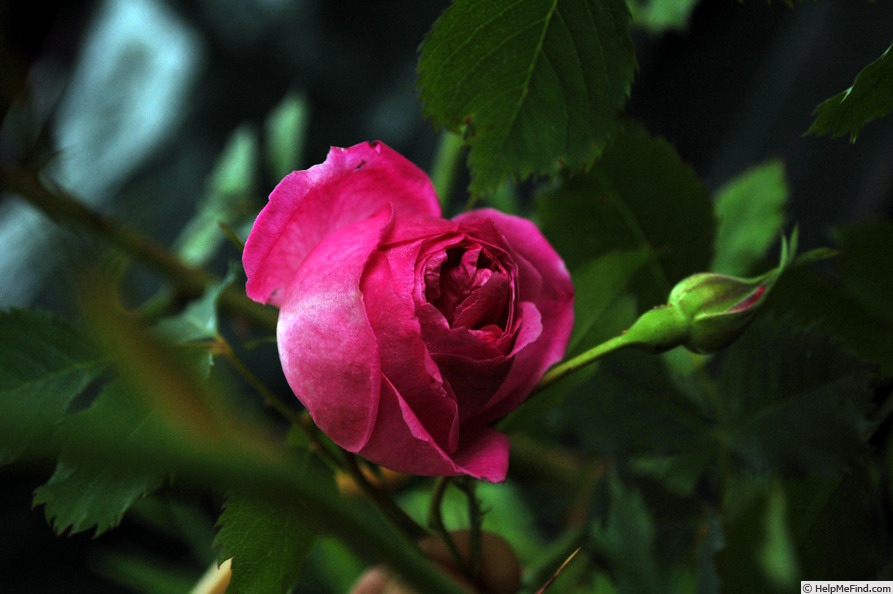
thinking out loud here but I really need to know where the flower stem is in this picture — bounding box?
[344,453,428,541]
[533,333,634,394]
[457,477,483,583]
[428,477,471,578]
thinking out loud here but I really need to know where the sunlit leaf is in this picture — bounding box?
[712,160,788,276]
[399,481,544,565]
[627,0,701,32]
[537,121,714,306]
[264,91,310,180]
[806,42,893,141]
[418,0,636,195]
[0,309,105,464]
[176,126,259,266]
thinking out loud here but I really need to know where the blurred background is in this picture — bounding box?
[1,0,892,591]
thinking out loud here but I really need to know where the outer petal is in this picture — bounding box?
[360,377,511,482]
[362,246,460,454]
[276,209,393,452]
[244,141,441,306]
[454,209,574,422]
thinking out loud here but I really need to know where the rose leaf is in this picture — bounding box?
[418,0,637,196]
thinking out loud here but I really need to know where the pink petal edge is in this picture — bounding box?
[244,141,441,307]
[276,209,394,452]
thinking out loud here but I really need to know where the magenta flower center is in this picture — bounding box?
[425,246,510,332]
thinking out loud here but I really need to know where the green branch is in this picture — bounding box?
[0,167,276,331]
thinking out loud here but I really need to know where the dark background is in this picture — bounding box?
[1,1,892,591]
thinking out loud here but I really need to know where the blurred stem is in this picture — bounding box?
[343,453,428,541]
[534,333,632,395]
[430,130,465,210]
[428,477,471,579]
[219,335,427,541]
[457,477,483,583]
[0,167,276,331]
[213,338,343,468]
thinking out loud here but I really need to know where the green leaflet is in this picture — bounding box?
[537,122,714,307]
[807,42,893,141]
[627,0,701,32]
[590,474,662,594]
[717,315,874,476]
[712,160,788,277]
[33,382,168,536]
[214,486,325,594]
[264,91,310,180]
[418,0,636,196]
[175,125,259,267]
[0,309,105,465]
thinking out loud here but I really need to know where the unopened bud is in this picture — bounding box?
[621,229,812,354]
[668,272,770,353]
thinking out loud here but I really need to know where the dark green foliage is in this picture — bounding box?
[418,0,636,195]
[0,309,105,464]
[807,43,893,141]
[537,122,714,305]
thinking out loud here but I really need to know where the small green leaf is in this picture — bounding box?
[176,126,259,266]
[0,309,105,464]
[264,91,310,179]
[718,316,873,475]
[418,0,636,195]
[759,485,798,588]
[154,270,234,345]
[537,122,714,306]
[215,485,325,594]
[627,0,701,32]
[712,160,788,276]
[806,42,893,141]
[567,249,653,355]
[33,381,168,535]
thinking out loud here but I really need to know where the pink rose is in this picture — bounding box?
[243,141,573,482]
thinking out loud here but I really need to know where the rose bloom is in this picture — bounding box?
[243,141,573,482]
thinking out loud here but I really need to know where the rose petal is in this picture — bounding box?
[244,141,441,306]
[276,208,393,451]
[455,209,574,422]
[360,377,510,482]
[362,247,460,453]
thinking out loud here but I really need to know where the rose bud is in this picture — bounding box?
[620,233,802,354]
[243,141,573,482]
